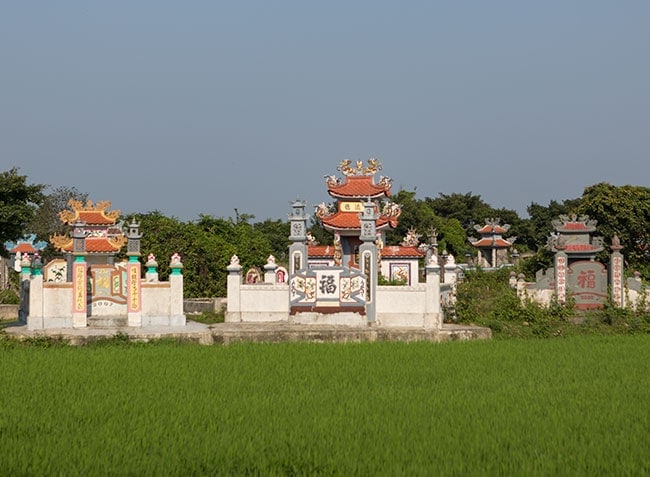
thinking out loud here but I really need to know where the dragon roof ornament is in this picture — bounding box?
[337,158,383,176]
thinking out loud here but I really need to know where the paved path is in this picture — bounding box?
[3,321,491,345]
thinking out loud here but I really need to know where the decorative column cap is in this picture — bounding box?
[227,254,242,272]
[610,234,624,251]
[31,253,43,276]
[264,255,278,271]
[145,253,158,267]
[169,252,183,275]
[71,220,86,254]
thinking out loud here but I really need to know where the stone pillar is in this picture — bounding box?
[288,199,308,275]
[554,250,568,304]
[444,254,457,287]
[126,220,143,326]
[27,272,44,330]
[610,235,625,307]
[127,256,142,327]
[71,221,87,328]
[359,200,378,323]
[26,255,44,330]
[264,255,278,284]
[425,256,441,329]
[71,255,88,328]
[226,255,242,322]
[169,253,185,326]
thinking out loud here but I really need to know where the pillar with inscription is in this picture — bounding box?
[610,234,625,308]
[359,200,378,323]
[288,199,308,274]
[126,219,142,327]
[71,220,88,328]
[554,240,568,304]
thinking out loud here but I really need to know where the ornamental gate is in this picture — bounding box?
[289,266,366,315]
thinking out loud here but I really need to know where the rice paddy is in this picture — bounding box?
[1,335,648,475]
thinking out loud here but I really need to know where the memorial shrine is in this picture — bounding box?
[514,215,625,309]
[469,219,516,268]
[18,200,185,330]
[226,159,456,328]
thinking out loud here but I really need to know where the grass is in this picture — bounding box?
[1,335,648,475]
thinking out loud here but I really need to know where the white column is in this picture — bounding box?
[27,274,44,330]
[425,261,442,329]
[226,257,242,322]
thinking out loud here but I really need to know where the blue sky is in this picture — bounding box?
[2,1,649,221]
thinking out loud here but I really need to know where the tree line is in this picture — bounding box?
[2,167,649,297]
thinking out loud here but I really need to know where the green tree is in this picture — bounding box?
[253,219,291,263]
[388,189,467,257]
[0,168,45,257]
[521,198,581,252]
[425,192,493,232]
[577,183,650,277]
[29,186,89,261]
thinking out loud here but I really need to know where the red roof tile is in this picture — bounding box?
[565,244,601,252]
[321,211,399,231]
[10,243,38,253]
[75,211,116,225]
[327,176,391,199]
[308,245,334,257]
[475,224,509,234]
[380,245,425,258]
[471,238,514,248]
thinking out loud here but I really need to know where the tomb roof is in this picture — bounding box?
[380,245,426,258]
[319,211,399,232]
[50,235,127,254]
[470,237,514,248]
[551,214,598,233]
[59,199,121,225]
[308,245,334,258]
[327,175,391,199]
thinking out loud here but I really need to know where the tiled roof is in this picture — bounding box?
[565,244,602,252]
[10,243,38,253]
[327,176,391,199]
[321,211,399,231]
[471,238,514,248]
[56,238,123,253]
[74,211,116,225]
[555,222,597,232]
[308,245,334,257]
[380,245,425,258]
[475,224,509,234]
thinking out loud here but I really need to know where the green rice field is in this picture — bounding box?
[1,335,648,475]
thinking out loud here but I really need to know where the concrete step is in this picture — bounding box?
[87,316,128,328]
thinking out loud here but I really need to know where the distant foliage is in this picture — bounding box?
[0,168,45,257]
[454,268,650,338]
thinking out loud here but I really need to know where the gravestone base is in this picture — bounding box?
[88,315,129,328]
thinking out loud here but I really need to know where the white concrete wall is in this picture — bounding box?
[376,285,431,327]
[23,271,185,329]
[237,284,290,322]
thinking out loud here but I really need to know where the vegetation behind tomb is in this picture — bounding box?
[1,335,648,475]
[453,267,650,338]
